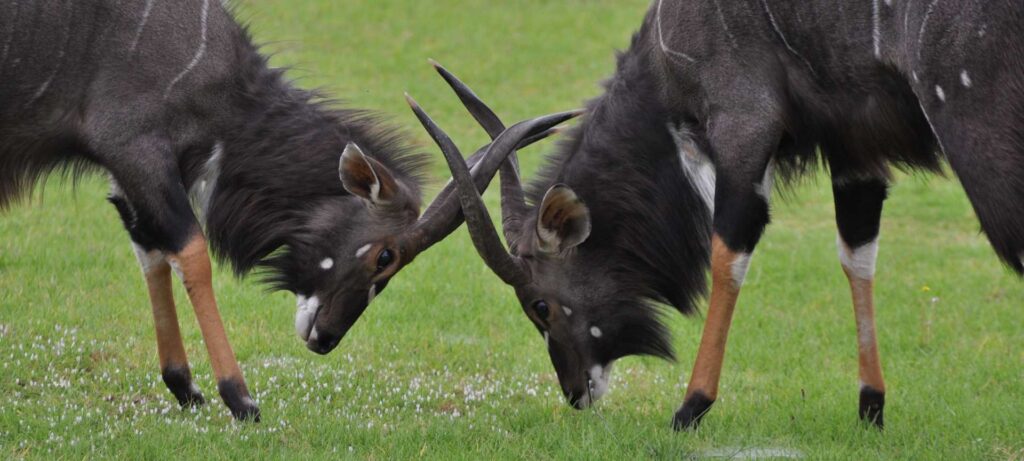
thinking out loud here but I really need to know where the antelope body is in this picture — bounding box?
[0,0,571,420]
[433,0,1024,429]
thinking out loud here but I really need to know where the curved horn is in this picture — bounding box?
[409,111,579,254]
[430,60,531,250]
[407,95,571,286]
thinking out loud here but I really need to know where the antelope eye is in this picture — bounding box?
[532,300,550,319]
[376,248,394,272]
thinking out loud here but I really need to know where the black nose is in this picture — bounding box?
[307,332,342,355]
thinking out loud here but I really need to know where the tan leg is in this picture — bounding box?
[839,238,885,427]
[167,235,260,421]
[674,235,749,430]
[135,245,206,407]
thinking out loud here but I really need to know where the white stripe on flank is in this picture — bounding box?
[27,7,72,107]
[761,0,817,76]
[711,0,738,49]
[129,0,156,52]
[657,0,697,63]
[164,0,210,99]
[872,0,881,58]
[917,0,940,61]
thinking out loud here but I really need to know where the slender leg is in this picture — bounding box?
[133,244,206,407]
[672,108,778,430]
[673,235,751,430]
[833,176,888,427]
[167,235,260,421]
[106,150,259,421]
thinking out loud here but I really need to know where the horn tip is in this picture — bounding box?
[428,58,442,69]
[404,92,419,109]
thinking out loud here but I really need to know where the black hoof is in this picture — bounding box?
[672,392,715,431]
[218,378,261,422]
[162,366,206,408]
[859,386,885,429]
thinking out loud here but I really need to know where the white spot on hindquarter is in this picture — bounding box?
[164,0,209,99]
[960,70,972,88]
[562,306,572,317]
[590,326,603,338]
[730,253,753,288]
[319,258,334,270]
[935,85,945,102]
[656,0,697,63]
[131,243,166,275]
[129,0,156,52]
[837,235,880,280]
[669,124,716,214]
[355,244,372,258]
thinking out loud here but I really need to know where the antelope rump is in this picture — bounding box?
[430,0,1024,430]
[0,0,573,420]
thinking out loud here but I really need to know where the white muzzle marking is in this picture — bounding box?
[578,362,615,407]
[295,295,321,341]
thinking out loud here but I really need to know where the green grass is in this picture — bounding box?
[2,0,1022,459]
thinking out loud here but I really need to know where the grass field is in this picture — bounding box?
[2,0,1023,459]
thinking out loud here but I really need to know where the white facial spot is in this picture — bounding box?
[367,284,377,304]
[730,253,753,288]
[295,295,320,341]
[589,326,603,338]
[355,244,372,258]
[131,243,165,275]
[562,306,573,317]
[960,70,972,88]
[935,85,946,102]
[319,258,334,270]
[837,235,880,280]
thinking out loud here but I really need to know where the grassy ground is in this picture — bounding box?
[1,0,1022,459]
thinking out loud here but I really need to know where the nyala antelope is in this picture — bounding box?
[422,0,1023,430]
[0,0,572,420]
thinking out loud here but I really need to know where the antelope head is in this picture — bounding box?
[407,66,684,409]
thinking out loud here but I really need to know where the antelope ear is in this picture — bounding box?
[339,143,401,206]
[536,184,591,253]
